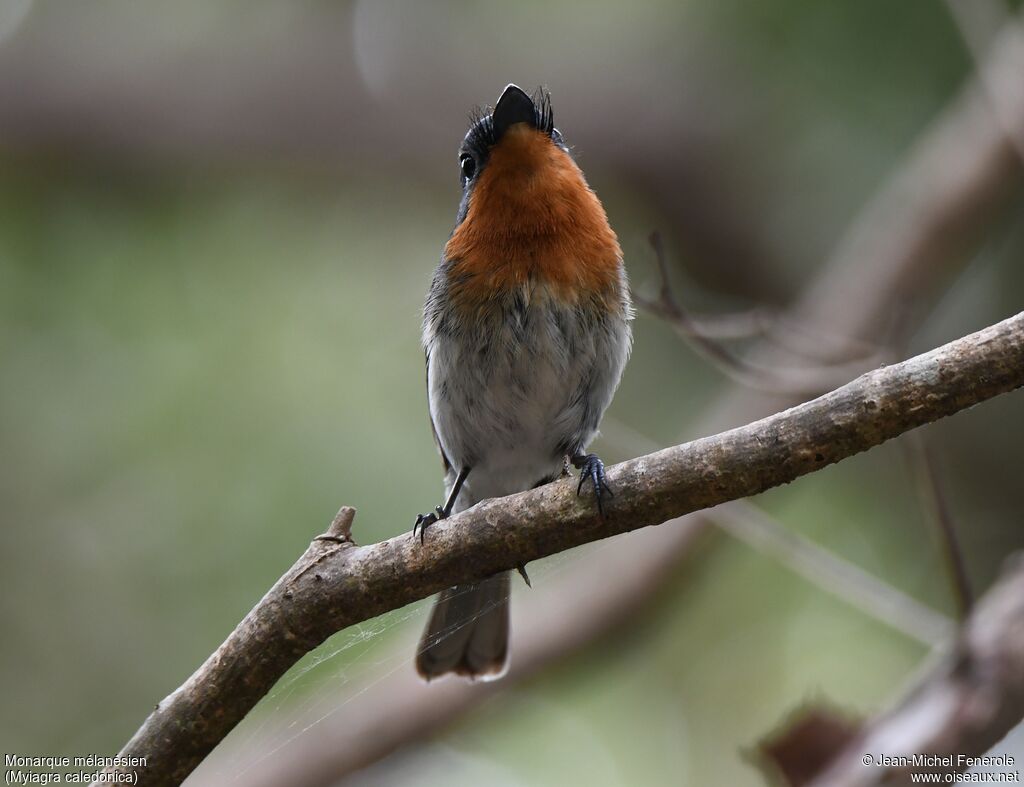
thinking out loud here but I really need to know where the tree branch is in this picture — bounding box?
[807,553,1024,787]
[902,433,975,619]
[710,501,955,648]
[97,312,1024,786]
[943,0,1024,165]
[632,231,884,396]
[191,14,1024,772]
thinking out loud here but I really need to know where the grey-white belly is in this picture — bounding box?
[426,289,629,510]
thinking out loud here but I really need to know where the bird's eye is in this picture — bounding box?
[460,155,476,181]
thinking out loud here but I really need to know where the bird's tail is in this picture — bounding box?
[416,571,510,681]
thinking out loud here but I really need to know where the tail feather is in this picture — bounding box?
[416,572,510,680]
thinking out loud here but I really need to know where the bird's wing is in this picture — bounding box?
[425,349,452,475]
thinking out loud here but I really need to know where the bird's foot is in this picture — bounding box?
[572,453,613,517]
[412,505,447,544]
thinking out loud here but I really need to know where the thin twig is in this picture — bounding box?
[713,502,954,647]
[291,508,359,583]
[763,312,888,364]
[902,434,974,618]
[635,232,880,358]
[634,232,884,396]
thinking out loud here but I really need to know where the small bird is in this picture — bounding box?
[414,84,632,680]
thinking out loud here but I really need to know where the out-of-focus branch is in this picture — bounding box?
[902,433,975,619]
[633,232,882,396]
[632,233,775,340]
[944,0,1024,164]
[806,554,1024,787]
[99,314,1024,787]
[712,502,954,647]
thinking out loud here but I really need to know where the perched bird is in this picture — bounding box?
[414,84,632,680]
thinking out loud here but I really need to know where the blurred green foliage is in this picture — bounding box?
[0,1,1022,785]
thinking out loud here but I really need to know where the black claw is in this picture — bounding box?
[414,467,471,544]
[572,453,613,517]
[412,506,447,544]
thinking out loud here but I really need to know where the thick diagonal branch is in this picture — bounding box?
[197,16,1024,782]
[96,312,1024,787]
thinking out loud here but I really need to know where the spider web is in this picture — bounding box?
[196,540,607,783]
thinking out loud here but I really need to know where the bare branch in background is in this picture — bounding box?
[97,314,1024,787]
[902,433,975,619]
[712,503,954,647]
[768,20,1024,374]
[944,0,1024,164]
[805,554,1024,787]
[633,231,883,396]
[631,233,777,340]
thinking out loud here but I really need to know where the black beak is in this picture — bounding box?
[492,84,536,139]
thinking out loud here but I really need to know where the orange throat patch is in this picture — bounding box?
[444,124,622,305]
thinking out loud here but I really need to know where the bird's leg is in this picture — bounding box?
[413,466,470,543]
[571,453,613,517]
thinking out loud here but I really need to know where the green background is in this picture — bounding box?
[0,1,1022,784]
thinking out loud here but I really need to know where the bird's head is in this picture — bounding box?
[456,85,563,193]
[445,84,620,302]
